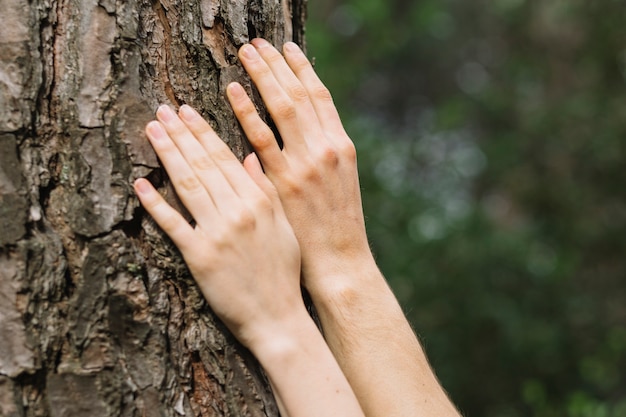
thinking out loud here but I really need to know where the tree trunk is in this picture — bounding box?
[0,0,307,415]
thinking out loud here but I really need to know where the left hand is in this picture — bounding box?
[134,104,304,349]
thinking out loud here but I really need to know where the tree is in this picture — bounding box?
[0,0,306,415]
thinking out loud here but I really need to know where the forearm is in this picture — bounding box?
[249,310,365,417]
[225,40,460,416]
[308,256,461,417]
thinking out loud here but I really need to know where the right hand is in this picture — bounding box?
[227,39,374,296]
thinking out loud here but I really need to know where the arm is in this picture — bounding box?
[228,39,461,417]
[134,104,364,417]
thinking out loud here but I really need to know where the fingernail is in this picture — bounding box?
[251,38,271,48]
[227,82,245,98]
[146,121,166,140]
[240,44,259,60]
[179,104,198,121]
[157,105,176,122]
[134,178,152,195]
[284,42,300,53]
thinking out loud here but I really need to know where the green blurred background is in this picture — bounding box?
[306,1,626,416]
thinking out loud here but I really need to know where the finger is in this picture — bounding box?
[176,104,267,200]
[250,38,325,143]
[282,42,348,140]
[134,178,195,250]
[238,43,308,154]
[243,152,283,210]
[226,83,287,174]
[155,105,240,206]
[145,120,217,226]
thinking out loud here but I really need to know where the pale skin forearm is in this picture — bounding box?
[307,255,461,417]
[250,311,365,417]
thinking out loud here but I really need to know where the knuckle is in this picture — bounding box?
[266,49,285,64]
[280,173,305,197]
[193,122,215,140]
[209,228,231,251]
[273,99,297,120]
[167,119,189,137]
[303,166,322,183]
[319,145,340,167]
[150,134,175,152]
[251,192,274,213]
[338,140,357,162]
[211,147,235,163]
[190,155,214,171]
[252,128,276,150]
[286,84,309,103]
[253,62,274,80]
[291,55,311,73]
[229,207,257,231]
[143,197,162,214]
[312,84,333,103]
[176,175,203,193]
[236,100,259,120]
[298,159,323,183]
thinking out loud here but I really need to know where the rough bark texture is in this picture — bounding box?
[0,0,307,416]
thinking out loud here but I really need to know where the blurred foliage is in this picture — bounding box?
[307,1,626,416]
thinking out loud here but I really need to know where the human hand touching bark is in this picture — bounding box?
[133,104,304,348]
[228,39,375,300]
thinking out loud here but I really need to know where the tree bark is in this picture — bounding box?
[0,0,307,415]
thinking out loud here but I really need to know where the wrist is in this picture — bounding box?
[245,303,366,417]
[245,307,321,365]
[303,256,410,343]
[303,252,385,306]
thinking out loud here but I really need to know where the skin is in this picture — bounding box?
[134,104,364,417]
[226,39,462,417]
[136,37,461,416]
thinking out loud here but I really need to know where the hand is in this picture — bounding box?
[134,104,304,348]
[228,39,374,297]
